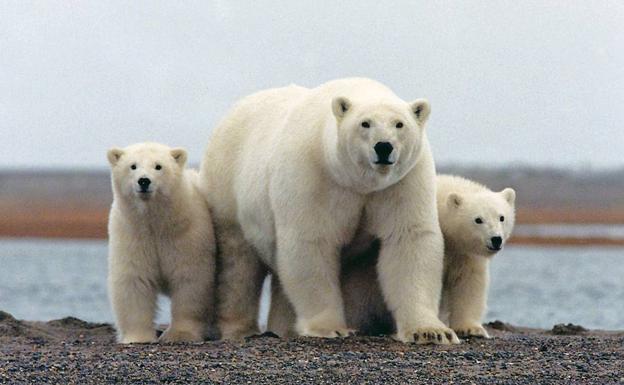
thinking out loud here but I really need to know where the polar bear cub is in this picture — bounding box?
[437,175,515,338]
[107,142,216,344]
[339,174,516,338]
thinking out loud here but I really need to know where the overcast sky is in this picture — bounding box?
[1,1,623,169]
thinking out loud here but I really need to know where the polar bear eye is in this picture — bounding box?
[155,164,162,171]
[395,122,403,128]
[500,216,505,222]
[130,164,137,170]
[475,217,483,224]
[361,121,370,128]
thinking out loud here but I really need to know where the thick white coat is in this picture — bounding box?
[336,175,516,338]
[438,175,516,338]
[107,142,216,343]
[201,78,457,343]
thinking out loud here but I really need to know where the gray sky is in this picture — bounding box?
[1,1,623,169]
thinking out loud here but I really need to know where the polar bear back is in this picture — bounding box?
[199,77,412,253]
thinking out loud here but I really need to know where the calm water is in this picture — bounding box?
[515,224,624,240]
[0,239,623,330]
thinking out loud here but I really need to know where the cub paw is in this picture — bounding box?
[453,324,491,339]
[159,328,203,343]
[299,326,356,338]
[119,331,157,344]
[394,326,460,345]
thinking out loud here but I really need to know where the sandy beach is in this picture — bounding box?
[1,311,623,384]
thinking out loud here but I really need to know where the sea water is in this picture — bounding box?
[0,238,622,330]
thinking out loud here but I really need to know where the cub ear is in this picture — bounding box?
[409,99,431,125]
[170,148,188,167]
[447,192,462,208]
[501,187,516,205]
[332,97,352,120]
[107,148,124,166]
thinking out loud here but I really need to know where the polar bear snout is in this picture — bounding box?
[137,177,152,193]
[487,236,503,252]
[373,141,395,165]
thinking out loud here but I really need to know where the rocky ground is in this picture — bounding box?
[1,311,623,384]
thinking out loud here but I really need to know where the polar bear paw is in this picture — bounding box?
[394,326,460,345]
[119,331,157,344]
[159,327,204,343]
[453,324,491,339]
[298,326,356,339]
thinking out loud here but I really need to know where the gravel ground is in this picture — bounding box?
[1,311,623,384]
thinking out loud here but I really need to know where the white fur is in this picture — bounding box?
[437,175,516,338]
[321,175,516,339]
[200,78,457,344]
[107,142,216,344]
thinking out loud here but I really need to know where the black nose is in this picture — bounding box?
[374,142,394,163]
[138,177,151,191]
[491,236,503,249]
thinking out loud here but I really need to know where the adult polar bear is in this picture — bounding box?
[200,78,459,344]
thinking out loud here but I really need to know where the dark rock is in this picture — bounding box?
[485,320,516,332]
[47,317,111,330]
[0,310,24,337]
[0,310,16,322]
[551,323,588,335]
[245,331,280,339]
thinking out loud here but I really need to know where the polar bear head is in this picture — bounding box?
[330,96,430,190]
[107,142,188,203]
[443,188,516,256]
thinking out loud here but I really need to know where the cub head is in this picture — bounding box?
[331,96,430,189]
[443,188,516,256]
[107,142,187,202]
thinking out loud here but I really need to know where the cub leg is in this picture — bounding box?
[446,258,490,338]
[110,275,158,344]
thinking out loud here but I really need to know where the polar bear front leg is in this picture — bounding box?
[161,286,207,343]
[215,224,266,340]
[368,170,459,345]
[376,229,459,344]
[160,269,214,343]
[276,232,352,338]
[446,259,490,339]
[109,275,158,344]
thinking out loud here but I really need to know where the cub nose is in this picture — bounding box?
[374,141,394,163]
[491,236,503,249]
[138,177,151,191]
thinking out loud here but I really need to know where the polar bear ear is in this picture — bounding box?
[500,188,516,205]
[447,193,462,208]
[170,148,188,167]
[409,99,431,125]
[332,97,352,120]
[107,148,124,166]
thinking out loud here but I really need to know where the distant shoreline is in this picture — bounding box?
[1,206,624,245]
[3,166,624,244]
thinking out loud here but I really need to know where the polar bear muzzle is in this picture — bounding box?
[137,177,151,193]
[373,141,395,165]
[487,236,503,252]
